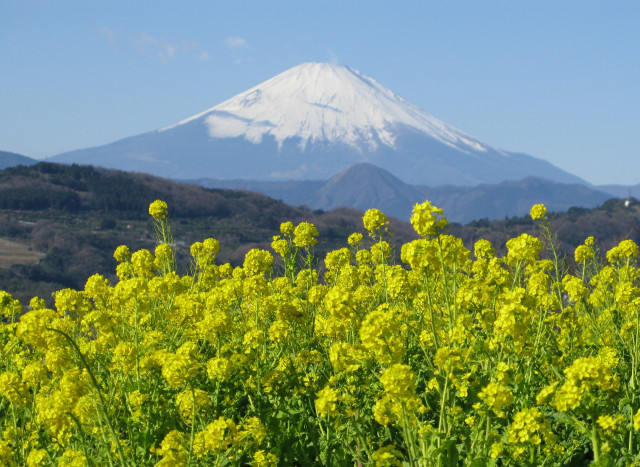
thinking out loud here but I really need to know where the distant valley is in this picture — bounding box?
[191,162,613,223]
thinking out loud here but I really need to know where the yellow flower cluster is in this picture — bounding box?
[541,350,621,413]
[606,238,639,264]
[363,208,390,237]
[293,222,319,248]
[597,414,626,433]
[529,203,547,220]
[474,382,514,418]
[574,240,595,263]
[505,233,542,266]
[371,444,404,466]
[410,200,448,237]
[315,385,343,418]
[148,199,169,219]
[0,291,21,320]
[360,305,405,365]
[508,407,555,446]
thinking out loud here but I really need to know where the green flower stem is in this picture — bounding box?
[94,402,116,467]
[134,304,141,391]
[46,327,129,467]
[350,418,372,464]
[540,220,565,313]
[438,375,450,434]
[153,217,176,274]
[423,274,440,349]
[9,401,24,463]
[377,234,389,303]
[485,413,491,442]
[436,236,454,332]
[325,415,332,466]
[68,411,94,467]
[511,258,525,288]
[591,422,600,462]
[188,387,196,466]
[468,413,486,454]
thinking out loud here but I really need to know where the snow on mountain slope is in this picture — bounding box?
[165,62,496,155]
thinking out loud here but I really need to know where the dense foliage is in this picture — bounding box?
[2,199,640,465]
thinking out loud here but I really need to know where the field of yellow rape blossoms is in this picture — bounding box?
[2,199,640,466]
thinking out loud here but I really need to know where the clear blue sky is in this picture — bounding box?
[1,0,638,185]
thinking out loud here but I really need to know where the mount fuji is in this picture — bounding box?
[52,62,585,186]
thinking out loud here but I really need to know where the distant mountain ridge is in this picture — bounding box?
[51,62,586,186]
[421,177,611,223]
[193,162,612,223]
[0,150,37,169]
[597,183,640,199]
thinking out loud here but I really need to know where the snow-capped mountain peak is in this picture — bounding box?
[167,62,498,154]
[52,62,586,187]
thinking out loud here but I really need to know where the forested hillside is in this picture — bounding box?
[0,163,416,304]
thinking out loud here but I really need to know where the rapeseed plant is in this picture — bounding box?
[2,200,640,465]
